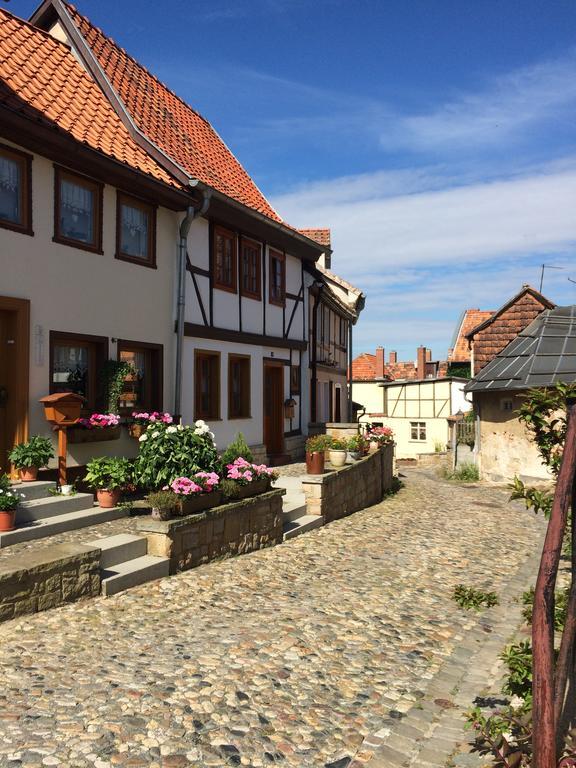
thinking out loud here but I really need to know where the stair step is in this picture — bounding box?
[85,533,147,569]
[18,493,94,523]
[282,501,307,523]
[0,506,129,548]
[283,514,324,540]
[101,555,170,596]
[9,481,55,502]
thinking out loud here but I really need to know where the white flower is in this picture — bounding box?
[195,420,206,428]
[166,426,177,434]
[209,431,215,439]
[152,431,160,438]
[139,434,148,442]
[177,424,184,431]
[194,427,203,435]
[509,695,524,711]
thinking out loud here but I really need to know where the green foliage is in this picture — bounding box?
[100,359,135,413]
[453,584,499,611]
[84,456,133,491]
[434,440,445,453]
[509,476,553,519]
[220,433,254,467]
[0,487,20,511]
[306,434,332,452]
[0,475,10,492]
[347,434,368,453]
[330,438,348,450]
[147,489,178,510]
[220,478,242,500]
[442,462,480,482]
[501,641,533,702]
[135,423,218,490]
[521,585,569,631]
[8,436,54,469]
[447,363,472,379]
[464,705,532,767]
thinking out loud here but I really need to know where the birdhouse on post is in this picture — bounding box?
[39,392,85,486]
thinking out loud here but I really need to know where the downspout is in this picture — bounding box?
[348,322,353,422]
[310,282,323,424]
[174,191,211,419]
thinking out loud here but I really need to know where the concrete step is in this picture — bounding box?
[9,480,55,501]
[0,506,128,548]
[17,493,94,524]
[273,476,305,491]
[101,555,170,596]
[283,514,324,540]
[86,533,148,569]
[282,500,307,523]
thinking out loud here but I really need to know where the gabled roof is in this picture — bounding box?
[0,8,179,189]
[298,229,331,248]
[55,2,283,223]
[448,309,493,363]
[466,285,555,340]
[351,353,377,381]
[465,306,576,392]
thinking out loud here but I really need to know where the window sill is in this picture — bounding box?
[115,253,157,269]
[240,291,261,302]
[228,415,252,421]
[214,283,237,295]
[0,220,33,237]
[53,235,103,255]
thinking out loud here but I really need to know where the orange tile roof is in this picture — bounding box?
[0,8,179,188]
[351,353,376,381]
[63,3,283,223]
[298,229,331,247]
[448,309,493,363]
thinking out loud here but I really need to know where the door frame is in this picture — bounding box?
[0,296,30,464]
[263,359,285,457]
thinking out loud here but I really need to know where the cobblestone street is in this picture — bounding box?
[0,469,545,768]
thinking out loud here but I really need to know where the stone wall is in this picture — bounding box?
[137,489,285,574]
[285,434,306,461]
[326,423,359,441]
[0,543,101,622]
[302,444,394,524]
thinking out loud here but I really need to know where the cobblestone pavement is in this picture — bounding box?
[0,469,545,768]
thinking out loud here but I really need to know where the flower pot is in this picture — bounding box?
[68,426,121,444]
[96,489,122,508]
[151,506,174,521]
[328,449,347,468]
[0,510,16,532]
[60,484,73,496]
[179,490,223,516]
[305,450,325,475]
[19,466,38,482]
[234,478,271,500]
[368,441,380,454]
[349,451,362,462]
[128,423,147,439]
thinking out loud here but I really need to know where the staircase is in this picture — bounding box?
[0,481,128,548]
[85,533,169,596]
[273,476,324,540]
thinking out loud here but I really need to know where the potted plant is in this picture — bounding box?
[169,471,222,515]
[147,489,178,520]
[8,435,54,481]
[367,426,394,452]
[347,434,368,461]
[0,475,20,532]
[328,438,348,468]
[223,457,277,499]
[70,413,121,444]
[129,411,174,438]
[84,456,133,508]
[305,435,326,475]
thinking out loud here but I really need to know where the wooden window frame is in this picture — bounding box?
[53,165,103,254]
[290,364,300,396]
[116,339,163,414]
[0,143,33,237]
[240,237,262,300]
[269,249,286,307]
[115,192,157,269]
[213,225,237,294]
[228,354,251,420]
[410,421,427,441]
[194,349,221,421]
[49,330,108,412]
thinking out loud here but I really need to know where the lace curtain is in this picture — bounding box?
[121,203,148,257]
[0,156,20,222]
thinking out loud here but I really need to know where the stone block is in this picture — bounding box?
[37,591,63,611]
[13,597,38,616]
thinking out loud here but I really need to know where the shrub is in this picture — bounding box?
[0,487,20,511]
[501,640,533,702]
[135,421,218,490]
[0,474,10,492]
[442,462,480,482]
[84,457,133,491]
[220,433,254,466]
[521,585,569,631]
[8,436,54,469]
[453,584,499,611]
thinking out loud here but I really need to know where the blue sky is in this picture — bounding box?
[11,0,576,360]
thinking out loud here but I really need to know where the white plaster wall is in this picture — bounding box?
[352,381,384,415]
[451,381,472,415]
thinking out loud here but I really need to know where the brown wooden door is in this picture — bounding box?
[263,363,284,458]
[0,310,17,472]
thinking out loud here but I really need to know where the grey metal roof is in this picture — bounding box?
[465,305,576,393]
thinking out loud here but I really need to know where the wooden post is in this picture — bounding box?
[58,426,67,487]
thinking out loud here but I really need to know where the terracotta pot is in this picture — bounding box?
[179,491,223,517]
[19,466,38,482]
[128,423,146,439]
[0,509,16,532]
[151,506,173,521]
[329,449,347,468]
[305,451,325,475]
[96,489,122,508]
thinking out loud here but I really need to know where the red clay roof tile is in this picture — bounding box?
[298,229,331,247]
[448,309,494,363]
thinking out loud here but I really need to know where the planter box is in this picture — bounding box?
[179,491,223,516]
[229,478,271,500]
[68,426,121,444]
[128,423,147,439]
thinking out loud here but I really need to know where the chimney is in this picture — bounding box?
[417,346,427,379]
[426,348,432,362]
[375,346,385,378]
[389,351,397,364]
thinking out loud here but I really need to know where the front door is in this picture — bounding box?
[0,298,30,473]
[263,362,284,459]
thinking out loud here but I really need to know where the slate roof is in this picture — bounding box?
[465,306,576,392]
[0,8,179,188]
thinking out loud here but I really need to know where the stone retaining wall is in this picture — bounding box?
[137,489,285,574]
[302,444,394,523]
[0,543,101,622]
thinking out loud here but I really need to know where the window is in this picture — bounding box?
[240,238,261,299]
[500,398,514,412]
[228,355,251,419]
[116,193,156,267]
[410,421,427,441]
[213,226,237,292]
[290,365,300,395]
[49,331,107,411]
[195,350,220,420]
[117,341,163,412]
[0,144,32,235]
[54,167,103,252]
[269,249,285,306]
[339,318,347,347]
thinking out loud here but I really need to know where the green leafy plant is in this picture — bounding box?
[220,478,242,500]
[0,474,10,493]
[442,462,480,482]
[220,433,254,467]
[135,422,218,490]
[0,487,20,511]
[434,439,445,453]
[330,438,348,451]
[501,641,533,701]
[347,434,368,453]
[100,359,135,413]
[453,584,499,611]
[521,585,569,631]
[147,489,178,510]
[306,434,332,453]
[84,457,133,491]
[8,436,54,469]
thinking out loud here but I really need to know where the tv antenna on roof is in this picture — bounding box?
[539,264,564,293]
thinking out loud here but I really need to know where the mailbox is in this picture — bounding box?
[284,397,297,420]
[39,392,85,426]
